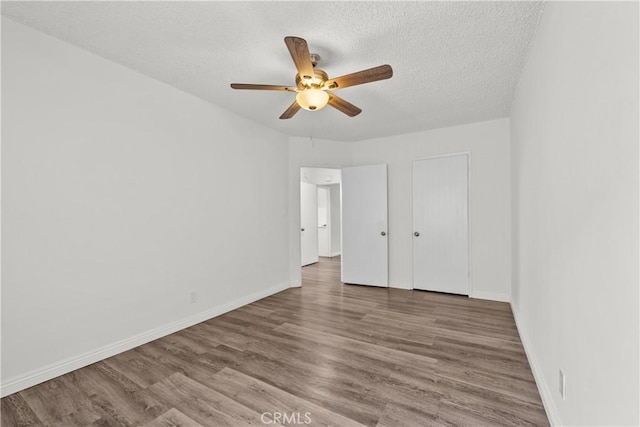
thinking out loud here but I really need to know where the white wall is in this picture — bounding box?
[510,2,639,426]
[300,167,342,185]
[351,119,511,299]
[1,18,290,394]
[288,137,353,285]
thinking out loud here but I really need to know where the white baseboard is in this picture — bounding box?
[331,251,341,257]
[511,305,560,426]
[290,279,301,287]
[470,290,511,302]
[1,281,290,397]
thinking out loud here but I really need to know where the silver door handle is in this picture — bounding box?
[414,232,420,237]
[381,231,386,236]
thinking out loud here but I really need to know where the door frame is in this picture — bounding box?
[410,152,473,295]
[298,166,343,277]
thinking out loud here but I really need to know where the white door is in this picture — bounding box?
[342,164,388,287]
[412,154,469,295]
[317,186,331,257]
[301,181,318,266]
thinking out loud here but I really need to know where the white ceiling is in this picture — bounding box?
[2,1,544,142]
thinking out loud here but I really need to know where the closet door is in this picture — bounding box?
[342,164,388,287]
[412,154,469,295]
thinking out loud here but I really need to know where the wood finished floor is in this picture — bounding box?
[2,257,548,426]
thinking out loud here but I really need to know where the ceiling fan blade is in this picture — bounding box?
[230,83,296,92]
[284,36,315,81]
[325,64,393,90]
[279,100,301,119]
[328,94,362,117]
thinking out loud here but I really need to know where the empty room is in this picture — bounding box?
[1,1,638,426]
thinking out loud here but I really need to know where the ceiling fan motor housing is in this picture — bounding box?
[296,68,328,90]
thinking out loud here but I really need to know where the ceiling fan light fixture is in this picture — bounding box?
[296,88,329,111]
[230,36,392,119]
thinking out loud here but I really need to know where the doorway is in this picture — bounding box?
[299,164,390,288]
[300,167,342,271]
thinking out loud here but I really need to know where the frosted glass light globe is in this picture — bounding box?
[296,89,329,111]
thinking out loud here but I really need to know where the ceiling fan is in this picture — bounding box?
[230,36,393,119]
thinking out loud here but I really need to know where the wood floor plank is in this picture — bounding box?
[145,373,269,426]
[376,402,444,427]
[144,408,203,427]
[356,313,437,345]
[102,346,179,389]
[425,323,527,353]
[256,294,372,322]
[268,321,443,420]
[137,339,224,384]
[435,360,542,406]
[275,322,438,366]
[18,372,102,426]
[184,333,387,425]
[208,367,365,426]
[185,320,254,351]
[268,309,439,358]
[70,362,165,425]
[362,311,438,328]
[430,337,536,382]
[434,375,549,426]
[1,256,548,426]
[240,337,394,423]
[93,361,169,417]
[436,396,548,427]
[0,394,42,427]
[154,331,215,355]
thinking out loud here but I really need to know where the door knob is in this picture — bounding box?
[414,232,420,237]
[301,228,305,232]
[381,231,386,236]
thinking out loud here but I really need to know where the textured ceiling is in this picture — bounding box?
[2,1,543,142]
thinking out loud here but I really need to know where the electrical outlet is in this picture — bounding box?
[189,291,198,304]
[559,369,566,400]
